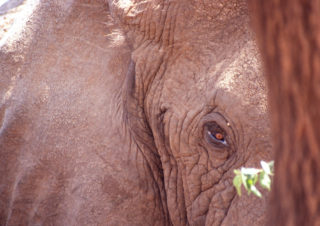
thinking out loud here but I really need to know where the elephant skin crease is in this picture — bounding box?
[0,0,273,225]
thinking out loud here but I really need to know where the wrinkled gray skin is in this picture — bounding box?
[0,0,272,225]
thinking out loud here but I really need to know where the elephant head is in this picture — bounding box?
[0,0,272,225]
[111,0,272,225]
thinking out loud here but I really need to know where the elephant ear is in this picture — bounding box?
[108,0,182,90]
[108,1,173,222]
[108,0,179,118]
[108,0,175,149]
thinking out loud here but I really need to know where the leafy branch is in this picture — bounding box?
[233,160,274,198]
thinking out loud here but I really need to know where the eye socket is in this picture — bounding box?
[204,122,228,147]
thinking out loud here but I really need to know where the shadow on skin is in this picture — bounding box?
[0,0,25,15]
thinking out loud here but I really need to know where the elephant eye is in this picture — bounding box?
[214,132,224,141]
[204,122,228,147]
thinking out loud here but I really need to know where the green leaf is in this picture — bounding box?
[241,167,261,175]
[268,161,274,174]
[259,172,271,190]
[250,185,262,198]
[233,169,241,175]
[252,174,259,184]
[241,171,249,190]
[260,161,271,175]
[232,160,274,198]
[246,177,254,187]
[233,174,242,196]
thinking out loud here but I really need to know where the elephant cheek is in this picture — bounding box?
[219,192,269,226]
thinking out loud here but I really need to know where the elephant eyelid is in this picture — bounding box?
[207,131,228,145]
[204,122,229,148]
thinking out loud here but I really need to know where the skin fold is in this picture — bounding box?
[0,0,272,225]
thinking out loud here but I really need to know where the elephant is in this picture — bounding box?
[0,0,272,225]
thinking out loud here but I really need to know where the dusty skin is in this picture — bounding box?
[0,0,272,225]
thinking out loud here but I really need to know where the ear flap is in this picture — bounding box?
[112,2,184,223]
[108,0,182,103]
[122,59,162,174]
[121,59,171,224]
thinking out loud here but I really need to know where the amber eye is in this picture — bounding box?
[214,133,224,140]
[205,122,228,147]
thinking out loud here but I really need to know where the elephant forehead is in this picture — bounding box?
[159,40,267,115]
[213,40,268,115]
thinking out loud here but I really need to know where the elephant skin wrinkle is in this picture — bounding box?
[0,0,273,225]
